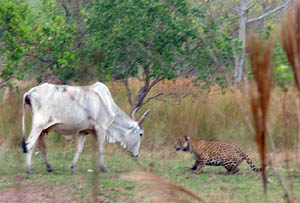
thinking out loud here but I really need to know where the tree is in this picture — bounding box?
[24,0,90,83]
[197,0,291,84]
[88,0,200,114]
[234,0,290,83]
[0,0,30,89]
[192,2,241,87]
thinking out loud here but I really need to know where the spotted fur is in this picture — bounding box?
[174,136,261,174]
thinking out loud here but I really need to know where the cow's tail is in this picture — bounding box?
[22,93,28,153]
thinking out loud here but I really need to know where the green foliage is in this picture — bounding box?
[0,0,30,79]
[88,0,198,81]
[195,15,241,87]
[24,0,91,83]
[0,0,294,89]
[262,25,292,88]
[274,64,293,88]
[273,48,292,88]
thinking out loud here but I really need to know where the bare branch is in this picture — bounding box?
[24,54,54,63]
[246,0,262,13]
[146,87,202,106]
[142,93,164,106]
[71,30,88,52]
[62,3,71,17]
[0,84,8,90]
[214,0,240,13]
[247,1,289,24]
[0,77,11,89]
[149,77,164,89]
[0,77,10,85]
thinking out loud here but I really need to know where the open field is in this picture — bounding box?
[1,80,300,202]
[0,147,299,202]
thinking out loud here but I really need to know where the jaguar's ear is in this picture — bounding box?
[184,136,190,141]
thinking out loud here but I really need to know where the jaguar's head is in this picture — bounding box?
[174,136,190,152]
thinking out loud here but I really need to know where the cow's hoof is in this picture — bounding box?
[100,167,107,173]
[70,165,76,173]
[47,168,53,172]
[47,164,53,172]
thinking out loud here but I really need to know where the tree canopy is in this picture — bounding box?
[0,0,293,108]
[0,0,30,81]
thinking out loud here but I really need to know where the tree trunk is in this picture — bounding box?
[234,0,249,84]
[257,3,267,35]
[233,0,290,84]
[129,66,151,118]
[132,86,150,112]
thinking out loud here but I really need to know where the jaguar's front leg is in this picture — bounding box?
[193,159,205,174]
[190,160,199,171]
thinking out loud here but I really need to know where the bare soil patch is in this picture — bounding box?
[0,183,79,203]
[0,179,141,203]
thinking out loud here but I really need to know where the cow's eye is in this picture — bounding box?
[140,133,143,137]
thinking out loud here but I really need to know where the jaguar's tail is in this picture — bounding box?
[243,154,261,172]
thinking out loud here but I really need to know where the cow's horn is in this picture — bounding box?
[131,106,140,120]
[138,109,150,125]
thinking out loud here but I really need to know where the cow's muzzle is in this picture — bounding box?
[131,154,139,158]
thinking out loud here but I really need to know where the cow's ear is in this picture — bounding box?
[138,109,150,125]
[184,136,190,141]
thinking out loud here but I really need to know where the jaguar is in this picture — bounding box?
[174,136,261,174]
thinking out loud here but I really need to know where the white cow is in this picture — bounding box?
[22,82,150,174]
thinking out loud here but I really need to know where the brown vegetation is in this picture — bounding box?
[0,78,299,153]
[123,171,205,203]
[247,33,273,193]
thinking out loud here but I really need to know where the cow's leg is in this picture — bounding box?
[71,134,87,172]
[38,133,53,172]
[95,126,107,172]
[26,126,43,174]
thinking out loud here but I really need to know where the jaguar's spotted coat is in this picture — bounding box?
[174,136,261,174]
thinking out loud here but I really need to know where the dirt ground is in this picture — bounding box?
[0,185,81,203]
[0,181,139,203]
[0,174,110,203]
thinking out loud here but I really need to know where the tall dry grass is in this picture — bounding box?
[247,33,273,194]
[281,0,300,161]
[0,79,299,154]
[0,91,24,150]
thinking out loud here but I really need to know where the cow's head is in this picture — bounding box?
[126,109,150,157]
